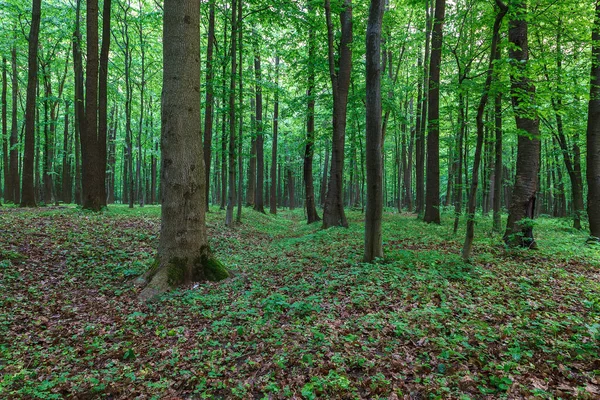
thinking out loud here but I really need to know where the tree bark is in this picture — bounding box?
[2,57,8,202]
[423,0,445,224]
[587,0,600,241]
[503,0,541,248]
[364,0,384,262]
[140,0,227,301]
[20,0,42,207]
[322,0,352,228]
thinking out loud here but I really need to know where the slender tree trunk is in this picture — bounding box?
[423,0,445,224]
[247,97,256,206]
[236,0,243,223]
[9,45,19,204]
[503,0,541,248]
[2,57,8,202]
[322,0,352,228]
[305,12,320,223]
[253,35,265,214]
[364,0,384,262]
[320,139,329,206]
[226,0,238,226]
[203,0,215,209]
[463,2,507,260]
[492,89,503,232]
[20,0,42,207]
[587,0,600,241]
[136,8,145,207]
[270,56,279,215]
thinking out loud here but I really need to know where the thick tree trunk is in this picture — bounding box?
[203,0,215,209]
[364,0,384,262]
[20,0,42,207]
[140,0,227,301]
[503,1,541,248]
[423,0,445,224]
[322,0,352,228]
[587,0,600,241]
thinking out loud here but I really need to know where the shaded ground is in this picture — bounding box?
[1,205,599,399]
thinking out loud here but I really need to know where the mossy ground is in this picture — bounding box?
[0,205,599,398]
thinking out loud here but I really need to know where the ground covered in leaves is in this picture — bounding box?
[1,205,599,399]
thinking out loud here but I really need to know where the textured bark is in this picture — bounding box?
[9,46,19,204]
[20,0,42,207]
[503,1,541,248]
[587,0,600,240]
[270,56,279,215]
[140,0,227,301]
[423,0,445,224]
[203,0,215,209]
[364,0,384,262]
[322,0,352,229]
[253,37,265,214]
[462,2,507,260]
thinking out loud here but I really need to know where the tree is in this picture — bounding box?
[587,0,600,242]
[364,0,384,262]
[1,57,7,203]
[253,34,266,214]
[503,0,540,248]
[140,0,227,301]
[304,3,320,224]
[423,0,445,224]
[322,0,352,229]
[270,56,279,215]
[462,1,507,261]
[203,0,216,209]
[226,0,238,226]
[20,0,42,207]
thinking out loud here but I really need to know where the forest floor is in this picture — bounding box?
[1,205,599,399]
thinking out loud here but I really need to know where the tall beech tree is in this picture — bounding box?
[20,0,42,207]
[364,0,384,262]
[423,0,445,224]
[140,0,227,301]
[253,34,266,214]
[587,0,600,241]
[203,0,216,209]
[323,0,352,229]
[226,0,237,227]
[270,56,279,215]
[503,0,541,248]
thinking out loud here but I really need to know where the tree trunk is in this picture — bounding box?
[503,0,541,248]
[587,0,600,241]
[9,45,19,204]
[253,36,265,214]
[423,0,445,224]
[20,0,42,207]
[463,2,507,260]
[364,0,384,262]
[140,0,227,301]
[270,56,279,215]
[203,0,215,209]
[247,97,256,206]
[2,57,8,202]
[322,0,352,228]
[492,88,503,232]
[226,0,238,227]
[236,0,243,223]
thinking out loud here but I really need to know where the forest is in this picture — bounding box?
[1,0,600,397]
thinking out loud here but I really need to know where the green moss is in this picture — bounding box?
[197,254,229,282]
[167,257,187,286]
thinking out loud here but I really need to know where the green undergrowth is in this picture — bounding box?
[1,205,599,398]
